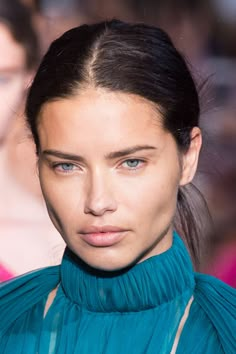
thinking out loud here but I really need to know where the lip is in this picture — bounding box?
[79,225,127,247]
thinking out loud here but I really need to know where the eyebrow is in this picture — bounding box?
[105,145,157,159]
[41,150,86,163]
[41,145,157,162]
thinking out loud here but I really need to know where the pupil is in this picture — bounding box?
[128,160,138,167]
[63,164,72,170]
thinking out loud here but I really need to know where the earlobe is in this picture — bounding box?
[179,127,202,186]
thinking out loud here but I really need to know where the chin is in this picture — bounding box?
[68,241,143,273]
[78,251,138,273]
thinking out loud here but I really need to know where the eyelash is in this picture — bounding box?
[51,158,145,174]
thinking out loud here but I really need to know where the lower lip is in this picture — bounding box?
[80,231,126,247]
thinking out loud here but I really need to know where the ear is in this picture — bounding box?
[179,127,202,186]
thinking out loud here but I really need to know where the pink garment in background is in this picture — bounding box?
[206,242,236,288]
[0,263,14,282]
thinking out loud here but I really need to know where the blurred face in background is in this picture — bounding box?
[0,23,29,145]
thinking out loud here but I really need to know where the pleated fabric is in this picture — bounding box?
[0,232,235,353]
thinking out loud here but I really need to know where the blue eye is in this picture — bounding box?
[126,159,139,167]
[61,163,74,170]
[123,159,143,169]
[54,163,75,172]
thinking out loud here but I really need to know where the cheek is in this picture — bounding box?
[122,171,178,205]
[39,171,83,225]
[124,171,179,227]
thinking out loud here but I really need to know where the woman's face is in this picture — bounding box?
[38,88,200,271]
[0,23,28,144]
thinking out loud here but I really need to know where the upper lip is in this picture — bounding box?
[79,225,127,234]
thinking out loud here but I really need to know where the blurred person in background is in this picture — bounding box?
[199,102,236,286]
[0,0,64,282]
[0,0,38,145]
[25,0,89,52]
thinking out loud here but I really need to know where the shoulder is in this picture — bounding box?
[194,272,236,310]
[194,272,236,353]
[0,265,60,332]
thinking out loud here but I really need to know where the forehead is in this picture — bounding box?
[38,88,167,151]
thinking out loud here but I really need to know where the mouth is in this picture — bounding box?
[79,226,128,247]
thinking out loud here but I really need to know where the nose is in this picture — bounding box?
[84,170,117,216]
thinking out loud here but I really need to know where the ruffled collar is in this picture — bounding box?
[60,232,195,313]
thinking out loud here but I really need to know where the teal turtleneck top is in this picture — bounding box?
[0,233,235,353]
